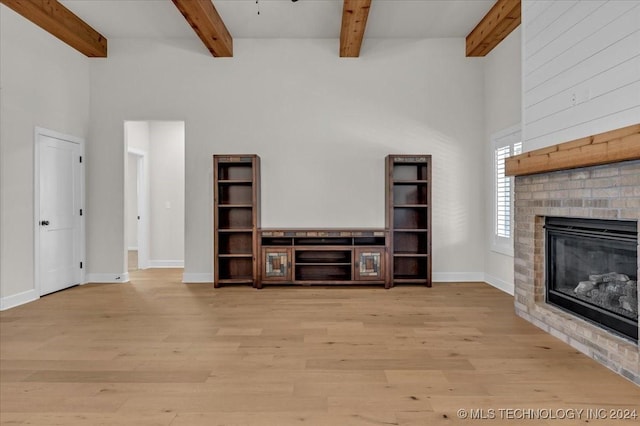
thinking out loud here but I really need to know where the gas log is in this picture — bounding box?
[575,273,638,316]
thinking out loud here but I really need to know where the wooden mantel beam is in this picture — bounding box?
[340,0,371,58]
[171,0,232,57]
[466,0,520,57]
[505,124,640,177]
[0,0,107,57]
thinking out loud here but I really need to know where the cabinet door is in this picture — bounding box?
[262,248,292,282]
[354,248,385,281]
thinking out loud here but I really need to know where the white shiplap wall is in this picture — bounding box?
[523,0,640,151]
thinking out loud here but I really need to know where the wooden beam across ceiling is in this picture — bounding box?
[340,0,372,58]
[171,0,232,57]
[0,0,107,57]
[466,0,520,57]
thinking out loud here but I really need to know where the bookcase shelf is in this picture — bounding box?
[393,180,428,184]
[217,204,254,208]
[217,179,253,184]
[217,164,254,180]
[386,155,432,286]
[214,155,260,287]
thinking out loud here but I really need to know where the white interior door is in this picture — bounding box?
[38,134,82,295]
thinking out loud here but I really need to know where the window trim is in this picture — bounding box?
[491,124,521,257]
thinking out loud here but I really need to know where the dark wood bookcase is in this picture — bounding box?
[386,155,432,286]
[213,155,260,287]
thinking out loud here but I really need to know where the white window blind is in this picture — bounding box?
[495,142,522,238]
[491,125,521,256]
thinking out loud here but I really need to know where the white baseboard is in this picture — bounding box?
[148,260,184,268]
[432,272,485,282]
[127,246,138,251]
[0,289,39,311]
[182,272,213,283]
[484,273,515,295]
[85,272,130,283]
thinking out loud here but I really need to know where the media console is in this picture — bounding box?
[259,229,388,288]
[213,154,431,288]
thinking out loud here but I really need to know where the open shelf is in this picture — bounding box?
[217,278,255,284]
[295,250,352,264]
[394,232,428,254]
[217,163,253,180]
[218,257,253,281]
[295,237,352,246]
[217,232,252,255]
[392,164,429,181]
[262,237,294,246]
[393,257,427,280]
[393,184,428,205]
[218,207,253,229]
[354,236,385,246]
[218,185,253,205]
[392,207,428,229]
[295,264,352,281]
[393,278,428,284]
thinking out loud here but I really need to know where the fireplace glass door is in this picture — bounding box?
[545,217,638,341]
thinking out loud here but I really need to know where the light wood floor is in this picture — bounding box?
[1,269,639,425]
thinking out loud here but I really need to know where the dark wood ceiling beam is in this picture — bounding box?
[340,0,371,58]
[466,0,520,57]
[0,0,107,57]
[171,0,232,57]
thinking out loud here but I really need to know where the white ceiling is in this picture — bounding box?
[59,0,495,40]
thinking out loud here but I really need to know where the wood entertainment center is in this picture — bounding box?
[213,154,431,288]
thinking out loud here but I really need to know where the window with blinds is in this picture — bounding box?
[495,142,522,238]
[491,125,522,256]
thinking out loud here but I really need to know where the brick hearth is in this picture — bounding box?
[513,160,640,384]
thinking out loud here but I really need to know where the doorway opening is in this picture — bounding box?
[124,121,185,272]
[127,150,146,270]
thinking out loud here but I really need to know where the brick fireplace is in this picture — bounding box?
[507,125,640,384]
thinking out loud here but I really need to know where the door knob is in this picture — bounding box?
[40,220,50,226]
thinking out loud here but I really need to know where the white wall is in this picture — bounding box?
[126,153,138,249]
[126,121,150,152]
[0,6,90,309]
[523,0,640,150]
[483,28,522,295]
[88,38,486,282]
[148,121,185,265]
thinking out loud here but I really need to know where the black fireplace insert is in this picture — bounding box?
[545,217,638,341]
